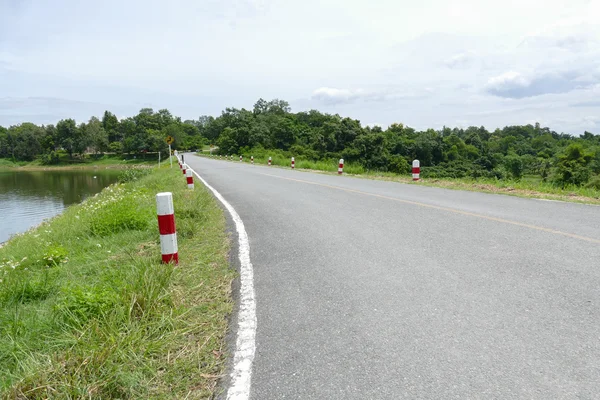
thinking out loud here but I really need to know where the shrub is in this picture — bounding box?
[585,175,600,190]
[54,286,120,326]
[89,192,151,236]
[118,167,151,183]
[43,245,68,267]
[40,151,60,165]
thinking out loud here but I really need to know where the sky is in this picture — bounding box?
[0,0,599,134]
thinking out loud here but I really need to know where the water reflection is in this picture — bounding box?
[0,170,121,243]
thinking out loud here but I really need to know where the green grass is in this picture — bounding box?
[0,153,160,170]
[0,163,234,398]
[197,153,600,204]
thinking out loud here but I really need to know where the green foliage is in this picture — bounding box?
[117,167,151,183]
[42,245,69,267]
[39,150,60,165]
[2,99,599,188]
[503,154,524,180]
[551,143,593,187]
[585,175,600,190]
[0,167,234,398]
[54,286,120,326]
[89,200,150,237]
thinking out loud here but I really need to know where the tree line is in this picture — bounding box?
[1,99,599,188]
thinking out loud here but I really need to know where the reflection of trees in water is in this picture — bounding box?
[0,170,121,206]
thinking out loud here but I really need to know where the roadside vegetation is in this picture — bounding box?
[200,152,600,204]
[0,153,159,170]
[2,98,599,196]
[0,165,234,398]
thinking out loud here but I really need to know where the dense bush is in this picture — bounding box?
[2,99,599,186]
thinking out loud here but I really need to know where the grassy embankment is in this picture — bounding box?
[197,153,600,204]
[0,153,162,170]
[0,164,234,398]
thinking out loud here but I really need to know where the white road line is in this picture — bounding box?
[191,168,256,400]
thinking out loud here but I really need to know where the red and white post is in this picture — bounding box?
[182,163,187,175]
[240,155,243,162]
[251,156,254,165]
[338,158,344,175]
[156,192,178,264]
[291,157,295,169]
[186,168,194,189]
[412,159,420,181]
[268,156,272,166]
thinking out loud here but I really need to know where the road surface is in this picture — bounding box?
[185,155,600,400]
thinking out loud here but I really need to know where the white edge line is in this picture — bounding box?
[190,167,256,400]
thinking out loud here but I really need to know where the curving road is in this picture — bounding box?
[186,154,600,400]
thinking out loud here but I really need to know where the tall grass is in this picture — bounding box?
[0,164,234,398]
[197,153,600,203]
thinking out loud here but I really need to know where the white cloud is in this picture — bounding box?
[312,87,362,104]
[444,51,476,69]
[1,0,600,134]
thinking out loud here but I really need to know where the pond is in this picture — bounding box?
[0,169,122,243]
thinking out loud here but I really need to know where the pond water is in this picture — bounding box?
[0,169,121,243]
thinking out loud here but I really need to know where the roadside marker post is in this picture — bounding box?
[182,163,187,175]
[412,160,420,181]
[268,157,272,166]
[240,155,243,162]
[338,158,344,175]
[291,157,295,169]
[156,192,178,264]
[251,156,254,165]
[186,168,194,189]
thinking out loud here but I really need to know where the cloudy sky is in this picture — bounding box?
[1,0,599,134]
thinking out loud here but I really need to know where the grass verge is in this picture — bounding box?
[197,153,600,204]
[0,164,234,398]
[0,154,160,171]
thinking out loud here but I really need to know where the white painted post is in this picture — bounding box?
[156,192,178,264]
[338,158,344,175]
[291,157,295,169]
[186,168,194,189]
[268,156,272,166]
[412,159,420,181]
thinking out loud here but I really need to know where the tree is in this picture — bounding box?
[102,111,120,143]
[56,119,80,158]
[551,143,593,186]
[12,123,43,161]
[503,153,524,180]
[86,117,109,155]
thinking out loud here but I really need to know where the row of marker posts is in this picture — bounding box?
[156,153,197,265]
[208,153,420,181]
[159,154,421,264]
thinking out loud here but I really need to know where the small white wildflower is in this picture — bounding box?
[97,243,102,247]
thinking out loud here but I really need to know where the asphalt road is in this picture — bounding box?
[186,155,600,400]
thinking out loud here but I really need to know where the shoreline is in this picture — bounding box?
[0,163,156,172]
[0,166,233,397]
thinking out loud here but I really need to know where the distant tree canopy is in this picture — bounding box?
[1,99,599,187]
